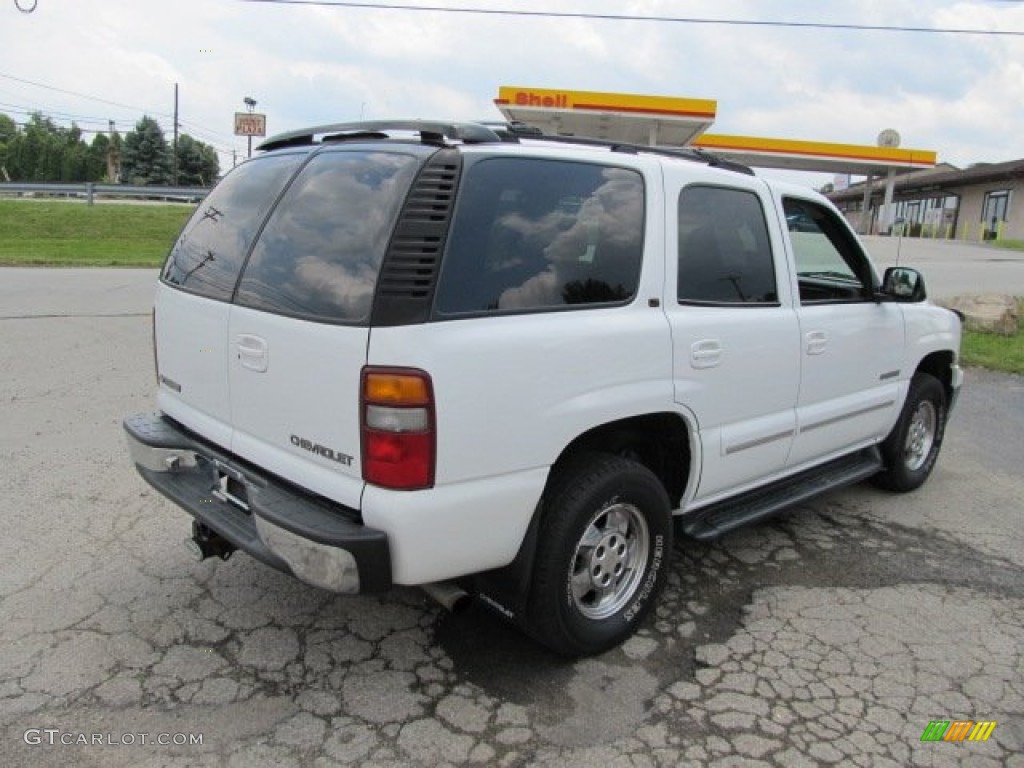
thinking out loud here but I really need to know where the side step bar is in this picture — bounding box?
[679,447,883,541]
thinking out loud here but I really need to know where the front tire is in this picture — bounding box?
[873,372,948,492]
[527,453,672,656]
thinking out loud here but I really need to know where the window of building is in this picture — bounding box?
[982,190,1011,224]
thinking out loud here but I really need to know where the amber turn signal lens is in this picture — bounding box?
[364,372,430,404]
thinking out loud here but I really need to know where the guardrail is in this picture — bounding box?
[0,182,211,205]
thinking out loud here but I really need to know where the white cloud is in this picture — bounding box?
[1,0,1022,172]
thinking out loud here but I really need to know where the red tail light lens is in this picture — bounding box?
[361,367,435,490]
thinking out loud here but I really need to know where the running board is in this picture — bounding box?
[679,447,883,541]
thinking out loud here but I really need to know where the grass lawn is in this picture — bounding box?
[962,330,1024,374]
[990,239,1024,251]
[0,199,193,267]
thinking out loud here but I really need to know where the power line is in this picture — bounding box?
[235,0,1024,36]
[0,71,174,118]
[0,71,240,156]
[0,100,114,126]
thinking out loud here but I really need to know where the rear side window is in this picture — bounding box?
[677,185,778,305]
[435,158,644,315]
[162,153,304,301]
[235,151,420,323]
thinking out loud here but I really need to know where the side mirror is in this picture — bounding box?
[882,266,927,302]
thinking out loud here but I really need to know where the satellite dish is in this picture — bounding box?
[877,129,901,148]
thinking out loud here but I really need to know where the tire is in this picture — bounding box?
[527,453,672,656]
[873,372,948,492]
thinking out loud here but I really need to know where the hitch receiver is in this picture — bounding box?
[185,521,236,562]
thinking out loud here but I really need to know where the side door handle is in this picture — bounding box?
[236,334,268,372]
[805,330,828,356]
[690,339,722,369]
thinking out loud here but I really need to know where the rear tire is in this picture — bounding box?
[527,453,672,656]
[873,372,947,492]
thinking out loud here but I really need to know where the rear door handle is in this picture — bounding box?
[691,339,722,369]
[236,334,268,372]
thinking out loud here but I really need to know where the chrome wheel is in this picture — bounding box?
[569,502,649,620]
[903,400,937,472]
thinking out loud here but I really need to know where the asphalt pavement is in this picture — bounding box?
[0,267,1022,767]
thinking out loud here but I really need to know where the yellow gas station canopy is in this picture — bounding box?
[693,134,936,175]
[495,86,717,146]
[494,85,936,176]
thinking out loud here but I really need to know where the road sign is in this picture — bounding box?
[234,113,267,137]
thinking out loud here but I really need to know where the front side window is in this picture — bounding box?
[162,153,305,301]
[677,185,777,304]
[784,197,873,303]
[235,150,420,323]
[435,158,644,315]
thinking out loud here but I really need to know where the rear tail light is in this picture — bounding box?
[361,367,435,490]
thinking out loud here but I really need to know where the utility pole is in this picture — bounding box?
[107,119,120,183]
[173,83,179,185]
[243,96,257,158]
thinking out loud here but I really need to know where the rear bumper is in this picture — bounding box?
[124,412,391,593]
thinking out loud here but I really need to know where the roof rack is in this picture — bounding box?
[524,134,755,176]
[474,120,544,142]
[258,120,502,152]
[256,118,755,176]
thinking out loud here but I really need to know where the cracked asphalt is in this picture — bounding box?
[1,268,1022,767]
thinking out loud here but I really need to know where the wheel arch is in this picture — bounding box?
[551,411,692,508]
[467,411,692,627]
[915,350,956,403]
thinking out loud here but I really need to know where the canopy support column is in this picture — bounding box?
[881,167,897,234]
[860,174,873,235]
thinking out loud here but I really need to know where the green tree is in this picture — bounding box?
[0,112,110,182]
[87,133,110,181]
[20,113,62,181]
[175,134,220,186]
[58,123,89,181]
[121,116,172,185]
[0,112,16,180]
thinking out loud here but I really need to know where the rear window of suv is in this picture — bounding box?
[435,158,645,315]
[162,153,304,301]
[235,150,420,323]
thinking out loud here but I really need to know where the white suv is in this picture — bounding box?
[125,120,962,656]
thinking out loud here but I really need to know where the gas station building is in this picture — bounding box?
[494,86,1022,242]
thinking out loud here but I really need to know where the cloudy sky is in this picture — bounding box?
[2,0,1023,182]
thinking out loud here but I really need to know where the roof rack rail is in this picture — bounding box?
[257,120,502,152]
[474,120,545,142]
[521,134,756,176]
